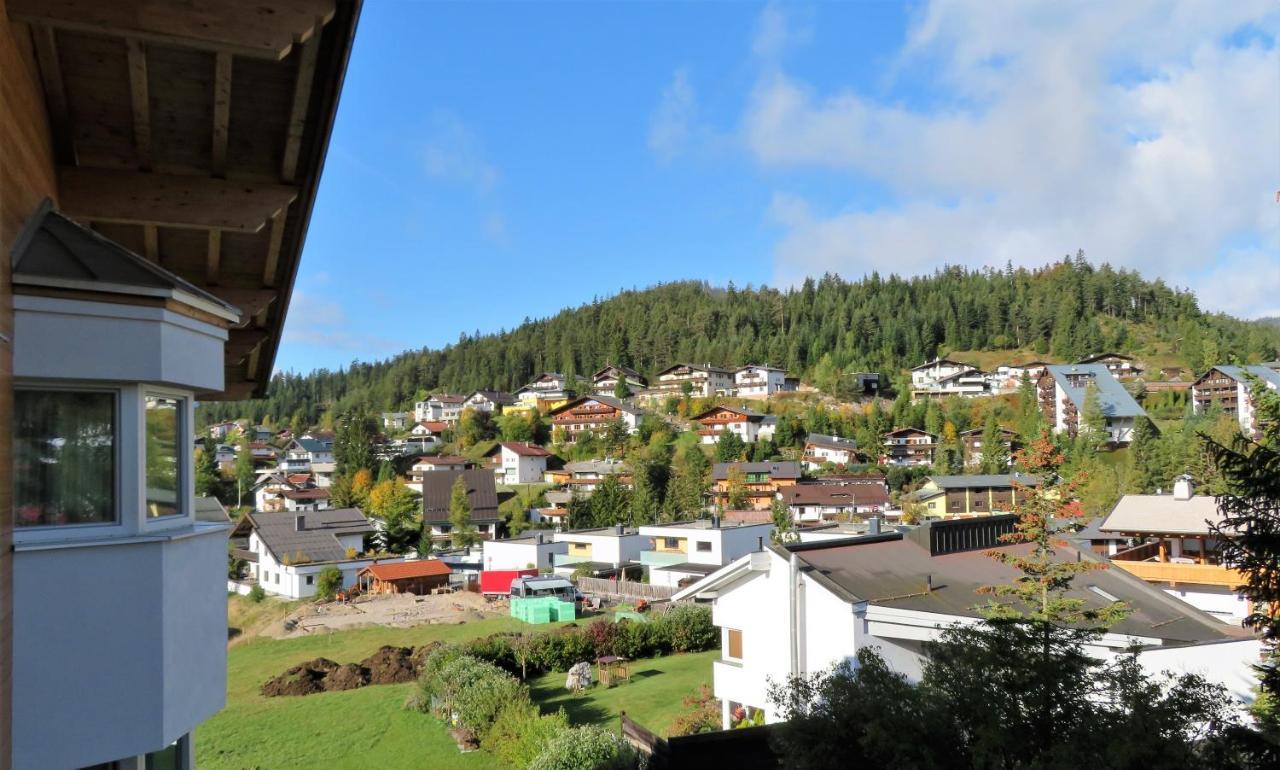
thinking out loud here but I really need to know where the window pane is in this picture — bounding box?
[146,395,183,518]
[14,390,115,527]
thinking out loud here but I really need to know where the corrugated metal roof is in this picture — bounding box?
[360,560,451,580]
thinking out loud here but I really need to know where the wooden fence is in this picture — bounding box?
[620,712,780,769]
[576,576,675,601]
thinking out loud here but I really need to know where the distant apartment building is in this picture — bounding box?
[415,393,467,425]
[1038,364,1147,444]
[711,461,802,510]
[910,358,973,389]
[881,427,937,466]
[908,474,1039,517]
[464,390,516,413]
[1191,365,1280,438]
[591,364,647,395]
[692,405,778,445]
[734,365,799,398]
[642,363,735,400]
[801,433,864,470]
[1077,352,1144,379]
[549,395,644,441]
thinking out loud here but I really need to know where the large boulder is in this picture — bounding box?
[361,645,417,685]
[261,657,341,697]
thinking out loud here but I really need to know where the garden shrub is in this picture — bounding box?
[463,633,518,674]
[413,644,467,709]
[483,702,570,768]
[247,584,266,603]
[655,603,717,652]
[529,628,597,672]
[528,724,639,770]
[669,684,721,736]
[585,619,619,657]
[314,565,343,600]
[612,620,662,660]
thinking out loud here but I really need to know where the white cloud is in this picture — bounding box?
[421,110,499,193]
[282,290,406,354]
[745,1,1280,318]
[753,1,812,60]
[649,69,697,161]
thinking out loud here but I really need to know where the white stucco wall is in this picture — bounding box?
[483,539,566,571]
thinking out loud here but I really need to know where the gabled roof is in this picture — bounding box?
[564,459,628,475]
[1077,352,1134,363]
[291,437,330,454]
[1044,364,1147,418]
[413,455,471,467]
[780,484,889,508]
[883,427,937,438]
[429,393,467,404]
[712,461,802,481]
[805,433,859,451]
[736,364,786,373]
[246,508,373,564]
[591,364,644,381]
[414,421,449,433]
[1100,493,1227,536]
[691,404,768,421]
[958,426,1018,438]
[194,496,231,524]
[911,357,971,371]
[467,390,516,404]
[924,473,1040,489]
[1196,365,1280,390]
[359,560,451,581]
[421,469,501,523]
[11,203,240,323]
[490,442,554,458]
[656,362,734,376]
[550,394,643,416]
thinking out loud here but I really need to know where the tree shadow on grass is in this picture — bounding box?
[630,669,660,680]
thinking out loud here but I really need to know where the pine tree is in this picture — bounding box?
[590,474,631,526]
[233,437,255,508]
[195,438,222,499]
[666,446,710,520]
[978,414,1009,473]
[715,431,746,463]
[448,476,478,547]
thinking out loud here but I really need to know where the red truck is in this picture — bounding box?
[479,568,539,596]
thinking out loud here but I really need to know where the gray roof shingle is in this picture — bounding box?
[249,508,372,564]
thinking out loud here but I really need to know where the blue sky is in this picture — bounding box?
[278,1,1279,374]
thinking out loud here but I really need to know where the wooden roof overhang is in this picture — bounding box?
[6,0,361,399]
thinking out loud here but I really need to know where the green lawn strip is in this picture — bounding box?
[528,650,718,736]
[197,684,508,770]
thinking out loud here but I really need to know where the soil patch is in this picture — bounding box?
[361,645,417,685]
[322,663,371,692]
[260,657,341,697]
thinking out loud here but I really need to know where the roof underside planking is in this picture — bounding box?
[6,0,361,399]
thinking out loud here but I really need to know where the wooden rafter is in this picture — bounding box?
[214,288,277,320]
[8,0,337,61]
[58,167,298,232]
[29,25,75,164]
[211,52,232,177]
[281,28,321,183]
[142,224,158,262]
[261,211,287,287]
[125,37,151,170]
[206,230,222,285]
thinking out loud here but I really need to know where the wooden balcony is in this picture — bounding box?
[1111,560,1244,589]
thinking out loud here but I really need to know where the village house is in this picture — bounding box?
[591,364,647,395]
[488,441,555,484]
[910,358,974,389]
[908,474,1039,517]
[881,427,937,466]
[734,364,799,399]
[513,372,575,412]
[409,419,449,445]
[673,515,1261,729]
[779,482,891,522]
[642,362,736,400]
[544,459,629,490]
[802,432,863,470]
[1077,352,1144,379]
[421,469,505,542]
[208,421,241,440]
[357,560,452,596]
[281,437,335,474]
[1038,364,1148,444]
[1191,364,1280,438]
[405,455,473,493]
[213,443,238,468]
[990,361,1052,391]
[232,509,389,600]
[549,394,644,441]
[381,411,411,431]
[253,472,310,513]
[552,525,649,577]
[911,367,991,401]
[959,426,1019,467]
[464,389,516,413]
[1094,476,1249,623]
[639,517,775,588]
[712,461,802,510]
[415,393,467,425]
[482,532,567,572]
[693,405,778,444]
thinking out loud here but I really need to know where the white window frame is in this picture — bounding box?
[143,388,190,521]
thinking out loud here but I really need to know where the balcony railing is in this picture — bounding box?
[553,553,588,567]
[1111,560,1244,589]
[640,550,686,568]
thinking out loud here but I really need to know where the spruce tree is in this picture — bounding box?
[448,476,478,547]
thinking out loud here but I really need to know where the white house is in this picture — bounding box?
[778,482,891,522]
[489,442,554,485]
[910,358,972,389]
[1038,364,1147,445]
[381,411,410,431]
[208,421,240,440]
[9,206,242,768]
[482,533,567,572]
[692,405,778,444]
[638,518,774,588]
[415,394,466,424]
[232,508,394,599]
[552,525,649,577]
[280,437,334,473]
[674,515,1261,729]
[1191,365,1280,439]
[465,390,516,413]
[734,365,798,399]
[409,419,449,443]
[643,363,736,400]
[514,372,574,407]
[911,368,991,401]
[405,455,472,493]
[801,433,862,470]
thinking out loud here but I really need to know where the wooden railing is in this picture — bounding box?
[576,577,675,600]
[1111,560,1244,588]
[1112,540,1161,562]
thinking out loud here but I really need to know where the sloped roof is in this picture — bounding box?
[1100,494,1227,536]
[413,455,471,467]
[550,394,643,417]
[248,508,373,564]
[1200,365,1280,390]
[360,560,451,580]
[292,437,330,454]
[925,474,1040,489]
[493,442,554,458]
[1045,364,1147,418]
[712,461,802,481]
[911,357,971,371]
[781,484,890,508]
[429,393,467,404]
[421,468,501,524]
[194,496,231,524]
[468,390,516,404]
[11,203,240,322]
[656,362,734,376]
[884,427,937,438]
[805,433,859,451]
[592,364,644,381]
[691,404,768,421]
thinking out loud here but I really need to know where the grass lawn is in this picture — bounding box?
[529,650,718,736]
[199,611,715,769]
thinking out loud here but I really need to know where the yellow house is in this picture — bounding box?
[910,474,1039,517]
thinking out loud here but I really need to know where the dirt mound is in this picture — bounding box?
[323,663,370,692]
[361,645,417,685]
[410,641,442,672]
[261,657,341,697]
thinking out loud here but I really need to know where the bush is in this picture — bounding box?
[612,620,663,661]
[584,619,619,657]
[314,565,343,601]
[669,684,722,736]
[413,644,468,709]
[654,604,717,653]
[463,633,518,675]
[247,584,266,603]
[483,702,570,768]
[528,724,639,770]
[453,665,526,735]
[529,629,597,672]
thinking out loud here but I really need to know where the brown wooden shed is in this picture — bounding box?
[358,560,451,596]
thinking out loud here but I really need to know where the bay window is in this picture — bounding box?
[145,394,184,518]
[13,389,116,527]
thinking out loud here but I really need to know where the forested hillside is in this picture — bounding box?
[200,257,1280,426]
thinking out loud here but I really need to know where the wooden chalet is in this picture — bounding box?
[592,364,646,395]
[881,427,936,466]
[691,405,774,444]
[549,394,641,441]
[1191,365,1280,438]
[357,560,451,596]
[958,426,1018,465]
[711,461,801,510]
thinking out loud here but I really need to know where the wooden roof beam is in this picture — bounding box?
[211,52,232,177]
[59,167,298,232]
[281,26,321,183]
[29,25,76,164]
[8,0,337,61]
[125,38,151,170]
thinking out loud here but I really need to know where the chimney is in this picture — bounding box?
[711,513,721,529]
[616,523,624,535]
[868,516,881,535]
[1173,475,1193,501]
[757,536,764,551]
[536,533,544,544]
[295,514,305,531]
